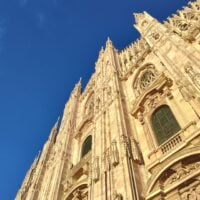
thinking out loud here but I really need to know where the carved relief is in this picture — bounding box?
[185,65,200,91]
[165,1,200,42]
[95,97,101,112]
[111,140,119,166]
[84,94,94,116]
[120,135,143,164]
[147,154,200,199]
[180,184,200,200]
[140,70,156,90]
[166,161,200,185]
[120,135,129,157]
[119,39,150,79]
[93,157,100,182]
[102,150,110,172]
[132,64,159,98]
[131,72,173,120]
[72,189,83,200]
[113,190,123,200]
[177,79,197,102]
[130,138,143,164]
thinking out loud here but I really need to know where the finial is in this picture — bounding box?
[106,37,113,48]
[78,77,82,86]
[99,46,104,58]
[100,46,104,53]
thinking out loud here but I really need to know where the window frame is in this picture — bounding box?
[80,135,92,159]
[150,105,181,146]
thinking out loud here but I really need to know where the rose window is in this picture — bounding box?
[140,71,156,89]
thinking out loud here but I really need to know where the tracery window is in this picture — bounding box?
[140,70,156,89]
[81,135,92,158]
[151,105,181,145]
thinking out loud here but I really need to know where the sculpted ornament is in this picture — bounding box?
[180,184,200,200]
[93,157,100,182]
[111,140,119,166]
[167,161,200,185]
[102,150,110,172]
[151,32,160,41]
[95,98,101,111]
[131,138,143,164]
[72,189,82,200]
[141,20,148,27]
[185,65,200,91]
[137,111,145,125]
[113,191,123,200]
[177,79,196,101]
[147,96,159,109]
[120,135,129,156]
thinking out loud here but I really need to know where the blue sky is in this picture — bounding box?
[0,0,190,199]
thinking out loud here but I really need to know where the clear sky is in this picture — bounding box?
[0,0,190,199]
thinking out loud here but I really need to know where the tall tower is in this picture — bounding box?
[16,0,200,199]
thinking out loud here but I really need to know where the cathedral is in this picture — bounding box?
[16,0,200,199]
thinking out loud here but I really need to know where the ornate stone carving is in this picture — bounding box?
[180,184,200,200]
[130,138,143,164]
[113,190,123,200]
[140,70,156,90]
[72,189,83,200]
[120,135,129,156]
[185,65,200,91]
[95,98,101,111]
[118,38,150,79]
[137,111,145,125]
[177,79,197,101]
[102,149,110,172]
[132,73,173,120]
[111,140,119,166]
[167,161,200,185]
[165,1,200,42]
[93,157,100,182]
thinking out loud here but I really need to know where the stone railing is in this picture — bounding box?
[160,131,183,154]
[159,121,198,155]
[148,121,198,160]
[147,121,199,172]
[68,151,92,178]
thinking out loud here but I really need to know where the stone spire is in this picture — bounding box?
[106,37,115,49]
[71,78,82,97]
[134,12,146,25]
[49,118,60,143]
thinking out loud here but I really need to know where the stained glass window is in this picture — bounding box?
[81,135,92,158]
[151,105,181,145]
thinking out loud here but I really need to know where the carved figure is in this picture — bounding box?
[111,140,119,166]
[113,191,123,200]
[93,157,100,182]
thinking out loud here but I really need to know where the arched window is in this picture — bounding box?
[151,105,181,145]
[81,136,92,158]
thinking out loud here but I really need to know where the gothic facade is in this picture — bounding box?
[16,1,200,199]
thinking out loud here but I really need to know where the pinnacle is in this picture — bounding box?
[106,36,115,49]
[78,77,82,86]
[106,37,112,44]
[100,46,104,53]
[133,12,145,24]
